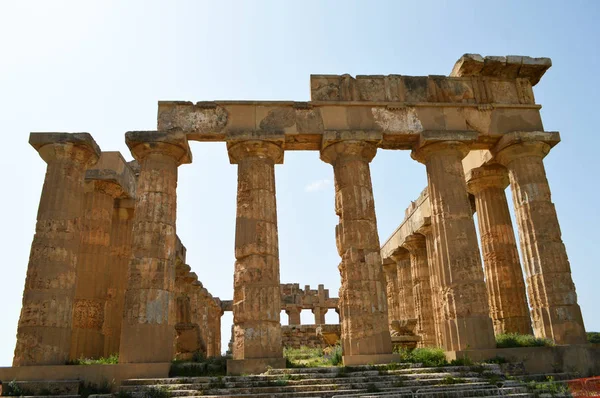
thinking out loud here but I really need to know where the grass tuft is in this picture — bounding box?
[496,333,554,348]
[395,347,448,367]
[66,353,119,365]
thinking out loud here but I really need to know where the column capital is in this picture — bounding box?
[402,233,427,254]
[226,139,284,164]
[466,164,509,194]
[86,152,137,199]
[84,179,126,198]
[125,130,192,165]
[382,258,397,272]
[390,247,410,263]
[320,140,378,165]
[492,131,560,166]
[30,132,101,166]
[411,131,477,164]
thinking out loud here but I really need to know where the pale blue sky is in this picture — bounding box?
[1,1,598,365]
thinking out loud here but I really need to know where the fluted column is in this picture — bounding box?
[467,164,532,335]
[70,179,123,360]
[419,224,446,347]
[286,306,302,325]
[14,133,100,366]
[381,260,399,326]
[119,131,191,363]
[103,198,134,357]
[313,307,327,325]
[391,250,414,321]
[494,132,586,344]
[321,137,393,364]
[412,140,495,351]
[227,139,284,372]
[403,234,436,347]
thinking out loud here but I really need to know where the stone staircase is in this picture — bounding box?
[118,364,555,398]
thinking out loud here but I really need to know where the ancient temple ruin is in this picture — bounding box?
[8,54,589,377]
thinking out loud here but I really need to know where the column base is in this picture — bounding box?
[343,353,400,366]
[226,358,286,375]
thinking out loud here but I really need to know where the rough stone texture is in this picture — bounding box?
[403,234,436,347]
[493,131,586,344]
[228,139,283,365]
[119,131,191,363]
[412,139,495,351]
[320,137,392,359]
[391,249,415,322]
[381,259,399,327]
[14,133,100,366]
[450,54,552,86]
[103,198,135,357]
[285,305,302,326]
[466,164,532,335]
[281,325,341,349]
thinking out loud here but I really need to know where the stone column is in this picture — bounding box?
[286,306,302,326]
[14,133,100,366]
[103,198,135,357]
[392,250,415,321]
[403,234,436,347]
[119,131,191,363]
[412,137,495,351]
[381,259,399,325]
[494,132,586,344]
[321,135,394,365]
[466,164,532,335]
[227,139,285,374]
[313,307,328,325]
[70,178,123,360]
[419,224,446,348]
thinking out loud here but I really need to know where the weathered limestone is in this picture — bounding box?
[71,152,136,360]
[412,135,496,351]
[285,306,302,326]
[466,164,532,335]
[120,131,192,363]
[313,307,327,325]
[402,234,436,347]
[14,133,101,366]
[206,298,222,357]
[103,198,135,357]
[391,249,415,322]
[493,132,586,344]
[320,133,394,364]
[227,138,285,374]
[381,259,399,327]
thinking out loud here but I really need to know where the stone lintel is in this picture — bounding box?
[125,130,192,164]
[416,130,478,149]
[29,132,101,162]
[220,300,233,312]
[322,130,382,148]
[450,54,552,86]
[85,151,136,199]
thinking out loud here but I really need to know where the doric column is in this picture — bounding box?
[321,134,393,365]
[403,234,436,347]
[381,259,399,325]
[466,164,532,335]
[286,306,302,325]
[14,133,100,366]
[419,224,446,347]
[227,138,285,374]
[494,132,586,344]
[391,249,415,321]
[103,197,135,357]
[119,131,191,363]
[412,137,495,351]
[313,307,328,325]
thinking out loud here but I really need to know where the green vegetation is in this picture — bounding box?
[496,333,554,348]
[483,355,507,364]
[283,345,342,368]
[527,376,570,396]
[66,353,119,365]
[169,356,227,377]
[439,376,466,385]
[395,347,449,367]
[3,380,28,396]
[587,332,600,344]
[143,386,170,398]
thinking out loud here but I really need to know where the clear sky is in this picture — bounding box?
[0,0,598,366]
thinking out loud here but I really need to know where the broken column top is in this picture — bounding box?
[450,54,552,85]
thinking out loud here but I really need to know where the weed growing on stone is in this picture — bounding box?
[527,376,570,396]
[496,333,554,348]
[395,347,448,367]
[66,353,119,365]
[143,386,170,398]
[169,356,227,377]
[439,376,466,385]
